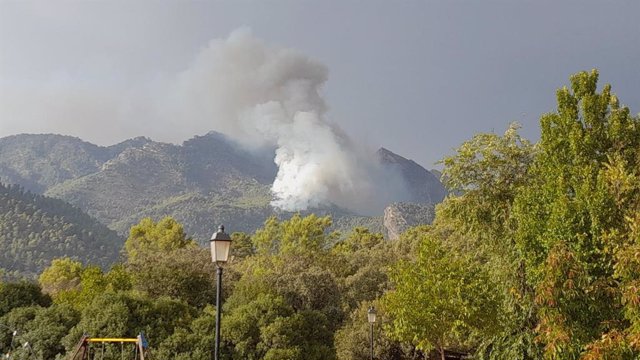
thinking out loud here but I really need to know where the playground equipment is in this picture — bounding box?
[68,333,151,360]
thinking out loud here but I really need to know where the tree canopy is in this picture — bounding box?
[2,70,639,360]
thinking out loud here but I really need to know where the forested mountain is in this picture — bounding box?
[0,133,443,242]
[0,183,122,279]
[0,134,109,193]
[42,133,281,240]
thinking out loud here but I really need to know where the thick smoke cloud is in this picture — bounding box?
[0,29,407,213]
[171,29,407,212]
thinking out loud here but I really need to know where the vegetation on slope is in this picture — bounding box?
[0,134,116,193]
[2,71,638,360]
[0,132,442,241]
[0,183,123,279]
[0,215,421,360]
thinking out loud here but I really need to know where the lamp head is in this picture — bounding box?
[210,225,232,265]
[367,306,377,323]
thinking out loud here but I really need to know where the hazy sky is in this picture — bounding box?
[1,0,639,168]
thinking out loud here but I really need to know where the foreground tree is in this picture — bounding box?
[39,259,132,312]
[219,215,342,360]
[124,217,193,261]
[0,280,51,317]
[38,258,84,296]
[128,246,217,308]
[0,301,81,359]
[417,70,640,360]
[514,70,640,359]
[437,124,540,359]
[383,227,500,360]
[335,301,423,360]
[62,291,194,354]
[123,216,217,308]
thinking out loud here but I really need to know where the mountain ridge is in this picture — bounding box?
[0,133,444,242]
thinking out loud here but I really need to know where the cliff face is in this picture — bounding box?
[383,202,436,240]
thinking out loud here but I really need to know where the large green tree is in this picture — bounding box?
[220,215,342,360]
[124,216,193,261]
[434,124,540,359]
[127,246,217,308]
[63,291,194,355]
[0,280,50,317]
[383,227,500,360]
[514,70,640,359]
[39,259,133,312]
[124,216,216,308]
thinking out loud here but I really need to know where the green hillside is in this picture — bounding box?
[0,134,111,193]
[0,183,123,279]
[42,133,280,240]
[0,132,442,242]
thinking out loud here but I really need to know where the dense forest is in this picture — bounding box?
[1,70,640,359]
[0,183,122,279]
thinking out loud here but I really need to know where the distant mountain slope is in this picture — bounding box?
[182,132,277,187]
[46,141,191,226]
[377,147,447,204]
[0,133,445,242]
[0,183,123,279]
[42,133,279,239]
[0,134,111,193]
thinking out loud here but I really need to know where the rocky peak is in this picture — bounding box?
[377,147,447,204]
[377,147,407,163]
[106,136,154,156]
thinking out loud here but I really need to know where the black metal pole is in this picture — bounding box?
[215,266,223,360]
[370,322,374,360]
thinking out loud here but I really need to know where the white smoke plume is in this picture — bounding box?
[171,29,406,212]
[0,28,408,213]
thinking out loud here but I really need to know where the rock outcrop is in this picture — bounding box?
[384,202,436,240]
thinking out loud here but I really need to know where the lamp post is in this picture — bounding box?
[367,307,377,360]
[210,225,232,360]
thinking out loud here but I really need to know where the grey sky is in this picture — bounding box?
[1,0,639,168]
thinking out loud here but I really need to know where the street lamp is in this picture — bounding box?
[210,225,232,360]
[368,307,376,360]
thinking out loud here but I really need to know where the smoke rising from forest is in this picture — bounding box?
[0,29,408,212]
[170,29,407,212]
